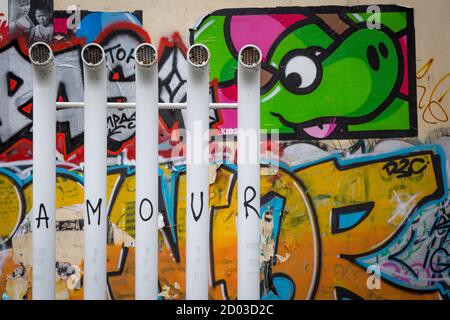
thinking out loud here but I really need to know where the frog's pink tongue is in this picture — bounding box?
[302,122,337,139]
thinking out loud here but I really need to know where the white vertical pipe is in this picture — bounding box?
[186,44,210,300]
[237,45,262,300]
[134,43,159,300]
[82,43,107,300]
[30,42,56,300]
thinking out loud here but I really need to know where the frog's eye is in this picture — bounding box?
[280,50,322,94]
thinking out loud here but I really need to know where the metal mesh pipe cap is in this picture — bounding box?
[81,43,105,67]
[187,44,210,67]
[239,45,262,69]
[135,43,158,67]
[29,42,53,66]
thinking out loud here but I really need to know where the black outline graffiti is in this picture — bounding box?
[334,286,364,300]
[209,164,237,300]
[158,44,187,103]
[339,150,446,294]
[259,272,296,300]
[7,71,23,97]
[330,202,374,234]
[159,168,183,263]
[208,164,319,300]
[261,191,286,264]
[106,245,129,300]
[388,229,419,278]
[0,21,156,158]
[0,41,34,153]
[0,168,26,248]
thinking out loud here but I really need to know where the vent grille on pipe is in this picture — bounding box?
[188,44,209,67]
[29,42,52,65]
[82,44,104,66]
[239,45,261,68]
[135,43,157,66]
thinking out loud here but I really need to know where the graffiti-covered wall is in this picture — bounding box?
[0,0,449,300]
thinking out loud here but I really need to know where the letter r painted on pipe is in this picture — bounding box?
[244,186,259,219]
